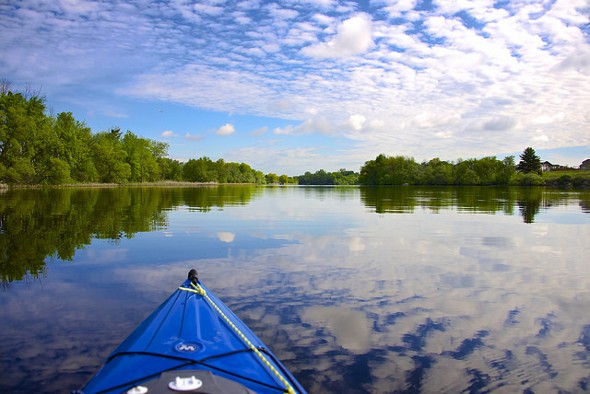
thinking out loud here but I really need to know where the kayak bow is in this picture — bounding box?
[80,269,307,394]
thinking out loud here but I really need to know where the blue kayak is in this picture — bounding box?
[80,270,307,394]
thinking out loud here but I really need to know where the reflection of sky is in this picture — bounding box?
[1,187,590,393]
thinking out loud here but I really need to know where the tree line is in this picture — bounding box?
[0,85,551,187]
[0,88,172,184]
[297,169,359,185]
[358,149,545,186]
[0,87,287,185]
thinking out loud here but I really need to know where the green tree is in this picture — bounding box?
[122,131,166,182]
[297,169,334,185]
[266,173,279,184]
[159,158,183,181]
[183,157,215,182]
[359,154,418,185]
[92,130,131,183]
[454,159,481,185]
[0,91,55,184]
[278,174,291,184]
[516,147,541,175]
[53,112,96,182]
[359,154,386,185]
[498,156,516,184]
[333,169,359,185]
[420,158,454,185]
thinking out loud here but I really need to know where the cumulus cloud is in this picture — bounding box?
[216,123,235,136]
[273,114,336,135]
[302,13,374,58]
[161,130,177,138]
[348,114,366,131]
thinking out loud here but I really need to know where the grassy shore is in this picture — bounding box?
[543,169,590,188]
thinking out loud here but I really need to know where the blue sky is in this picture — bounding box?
[1,0,589,175]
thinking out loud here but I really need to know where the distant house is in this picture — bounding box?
[581,159,590,170]
[541,161,559,172]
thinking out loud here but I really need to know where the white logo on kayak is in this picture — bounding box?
[175,342,199,352]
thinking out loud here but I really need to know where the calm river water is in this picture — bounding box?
[1,186,589,393]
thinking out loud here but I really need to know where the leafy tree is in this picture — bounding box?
[420,158,454,185]
[359,154,386,185]
[454,159,481,185]
[266,173,279,184]
[122,131,166,182]
[297,169,335,185]
[516,147,541,175]
[498,156,516,184]
[333,169,359,185]
[92,130,131,183]
[278,174,292,184]
[159,158,183,181]
[183,157,214,182]
[0,91,53,183]
[359,155,418,185]
[53,112,96,182]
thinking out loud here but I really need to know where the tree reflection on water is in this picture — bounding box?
[0,186,259,283]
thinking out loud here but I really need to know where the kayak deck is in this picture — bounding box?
[81,270,306,393]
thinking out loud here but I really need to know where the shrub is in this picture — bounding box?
[510,173,545,186]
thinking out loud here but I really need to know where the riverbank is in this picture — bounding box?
[2,172,590,189]
[0,181,220,189]
[543,170,590,189]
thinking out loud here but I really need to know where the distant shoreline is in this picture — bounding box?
[2,170,589,190]
[0,181,220,189]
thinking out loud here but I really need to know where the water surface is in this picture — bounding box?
[1,186,589,393]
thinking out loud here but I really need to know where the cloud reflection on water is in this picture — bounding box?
[110,192,590,393]
[188,190,590,393]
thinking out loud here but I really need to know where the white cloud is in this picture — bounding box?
[296,0,335,9]
[378,0,418,17]
[532,113,566,125]
[185,132,203,141]
[273,115,335,135]
[301,13,374,58]
[533,132,550,142]
[58,0,100,14]
[216,123,235,136]
[266,3,299,21]
[348,114,366,131]
[312,13,333,26]
[193,3,224,16]
[161,130,177,138]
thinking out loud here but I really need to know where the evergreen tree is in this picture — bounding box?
[516,147,542,175]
